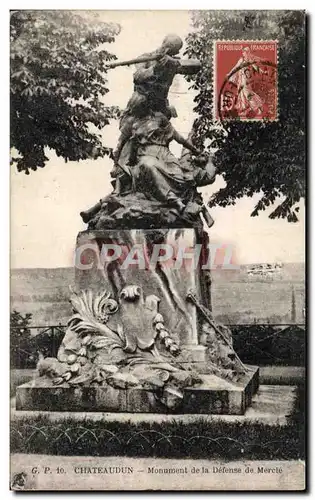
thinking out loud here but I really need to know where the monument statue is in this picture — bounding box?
[17,34,259,415]
[80,34,214,230]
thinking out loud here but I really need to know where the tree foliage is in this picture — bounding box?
[10,10,121,174]
[10,309,65,368]
[185,10,305,221]
[10,310,33,367]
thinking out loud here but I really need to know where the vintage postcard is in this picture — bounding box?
[10,10,305,491]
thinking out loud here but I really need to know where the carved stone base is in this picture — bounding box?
[19,227,259,413]
[75,228,212,348]
[16,366,259,415]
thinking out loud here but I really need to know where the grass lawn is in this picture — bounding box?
[11,385,304,460]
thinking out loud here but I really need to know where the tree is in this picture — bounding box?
[10,310,33,367]
[10,309,65,368]
[10,10,121,174]
[185,10,305,221]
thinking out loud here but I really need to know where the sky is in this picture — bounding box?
[10,10,305,268]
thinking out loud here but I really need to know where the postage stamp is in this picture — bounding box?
[213,40,278,121]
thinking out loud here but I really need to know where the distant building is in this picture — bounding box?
[246,263,283,278]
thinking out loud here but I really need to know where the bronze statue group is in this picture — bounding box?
[81,34,216,230]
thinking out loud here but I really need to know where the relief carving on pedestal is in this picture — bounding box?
[38,286,202,409]
[38,284,247,409]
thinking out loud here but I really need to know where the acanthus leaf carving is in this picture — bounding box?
[37,285,191,409]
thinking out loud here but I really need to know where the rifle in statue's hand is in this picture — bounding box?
[105,55,201,75]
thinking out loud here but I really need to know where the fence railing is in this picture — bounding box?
[11,322,306,369]
[12,323,306,332]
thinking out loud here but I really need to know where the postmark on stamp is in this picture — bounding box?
[213,40,278,121]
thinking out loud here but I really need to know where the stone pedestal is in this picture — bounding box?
[15,226,259,415]
[75,228,211,360]
[16,366,259,415]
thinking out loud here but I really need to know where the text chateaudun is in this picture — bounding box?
[74,467,134,474]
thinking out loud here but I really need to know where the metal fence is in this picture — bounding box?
[18,323,306,333]
[11,322,306,369]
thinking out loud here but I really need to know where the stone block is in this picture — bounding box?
[16,367,259,415]
[181,367,259,415]
[16,377,127,412]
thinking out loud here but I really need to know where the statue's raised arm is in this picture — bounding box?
[122,34,201,122]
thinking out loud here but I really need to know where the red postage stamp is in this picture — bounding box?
[214,40,278,121]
